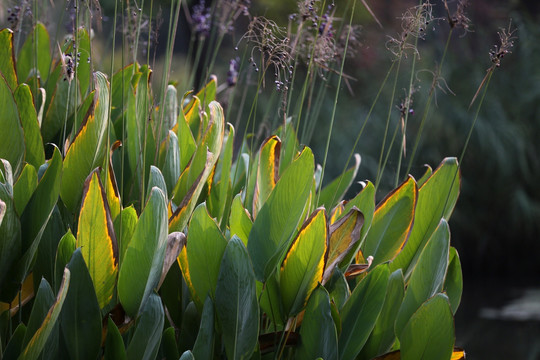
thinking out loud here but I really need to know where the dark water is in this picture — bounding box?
[455,280,540,360]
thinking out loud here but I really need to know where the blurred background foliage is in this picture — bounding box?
[1,0,539,324]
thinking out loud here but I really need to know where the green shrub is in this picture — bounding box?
[0,0,498,358]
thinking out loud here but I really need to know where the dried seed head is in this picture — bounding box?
[489,20,516,68]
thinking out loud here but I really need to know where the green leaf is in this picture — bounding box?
[158,131,181,199]
[77,169,119,309]
[2,147,62,301]
[177,302,200,353]
[444,247,463,314]
[146,165,168,203]
[0,28,18,89]
[111,63,138,125]
[229,194,252,246]
[338,264,390,360]
[183,203,227,308]
[359,269,405,360]
[400,294,454,360]
[61,249,102,360]
[192,296,215,360]
[104,317,127,360]
[74,27,92,96]
[280,208,327,316]
[118,187,168,317]
[126,293,165,360]
[16,22,51,83]
[19,270,70,360]
[179,351,195,360]
[169,101,224,233]
[159,85,178,141]
[14,84,45,170]
[318,154,361,210]
[395,220,450,338]
[215,236,259,360]
[0,71,25,177]
[54,230,76,292]
[362,176,417,268]
[391,158,460,279]
[247,147,314,281]
[0,162,22,294]
[113,205,138,266]
[61,72,110,212]
[160,327,180,360]
[175,107,196,172]
[253,135,281,217]
[13,165,37,216]
[3,323,26,359]
[296,286,338,360]
[217,123,235,227]
[325,268,350,311]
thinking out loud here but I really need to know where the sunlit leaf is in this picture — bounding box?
[118,187,168,317]
[14,84,45,170]
[362,176,417,268]
[0,72,25,177]
[248,147,314,281]
[253,135,281,217]
[229,194,252,246]
[17,23,51,84]
[77,170,118,309]
[0,28,18,89]
[444,247,463,314]
[280,208,327,316]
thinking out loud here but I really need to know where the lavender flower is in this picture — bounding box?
[192,0,211,37]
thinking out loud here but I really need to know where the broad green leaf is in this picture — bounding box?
[325,268,350,311]
[16,22,51,83]
[184,203,227,308]
[74,27,92,96]
[146,165,168,203]
[19,270,70,360]
[118,187,168,317]
[0,73,25,177]
[33,206,66,294]
[22,279,54,350]
[161,327,180,360]
[215,236,259,360]
[111,63,138,125]
[229,194,252,246]
[77,170,119,309]
[296,286,338,360]
[104,317,127,360]
[13,164,37,214]
[2,147,62,302]
[54,230,76,292]
[103,146,122,222]
[0,29,18,89]
[14,85,45,170]
[217,123,235,227]
[159,84,178,141]
[318,154,361,210]
[247,147,314,281]
[395,220,450,337]
[359,269,405,360]
[69,89,96,144]
[61,72,110,212]
[61,249,102,360]
[338,181,376,270]
[113,205,138,266]
[177,302,200,353]
[192,296,215,360]
[158,131,181,199]
[126,65,154,198]
[179,351,195,360]
[176,108,196,172]
[391,158,460,278]
[280,208,327,316]
[260,273,286,326]
[0,162,22,293]
[169,101,224,232]
[126,293,164,360]
[362,176,417,268]
[417,165,433,187]
[324,208,364,283]
[400,294,454,360]
[3,323,26,359]
[253,135,281,217]
[444,247,463,314]
[277,120,299,175]
[339,264,390,360]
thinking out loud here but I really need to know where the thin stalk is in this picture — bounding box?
[316,0,356,207]
[375,55,402,190]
